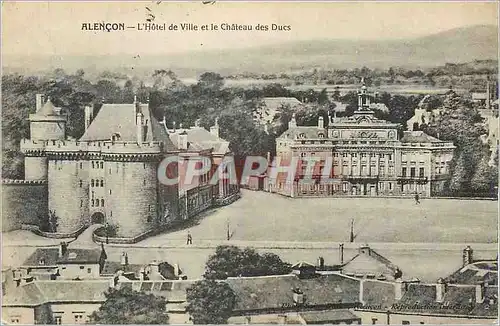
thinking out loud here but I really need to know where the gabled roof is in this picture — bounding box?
[362,279,396,308]
[262,97,302,111]
[226,273,360,312]
[22,248,101,266]
[342,247,400,281]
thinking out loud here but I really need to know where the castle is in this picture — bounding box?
[3,94,239,240]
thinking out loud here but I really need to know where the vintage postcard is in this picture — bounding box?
[1,1,498,325]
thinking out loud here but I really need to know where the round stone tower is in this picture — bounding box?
[103,142,162,238]
[45,141,89,234]
[21,95,67,180]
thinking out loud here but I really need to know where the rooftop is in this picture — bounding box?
[342,246,401,281]
[299,309,361,323]
[278,126,326,140]
[226,273,360,312]
[2,280,110,307]
[444,260,498,285]
[22,247,102,267]
[169,126,230,154]
[79,102,177,152]
[401,131,443,143]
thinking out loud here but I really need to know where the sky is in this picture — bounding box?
[1,1,498,57]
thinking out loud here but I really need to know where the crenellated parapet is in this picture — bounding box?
[20,139,47,156]
[101,141,164,162]
[2,179,48,185]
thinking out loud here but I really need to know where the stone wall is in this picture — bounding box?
[1,180,48,232]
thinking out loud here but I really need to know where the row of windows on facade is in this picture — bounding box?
[70,161,151,169]
[79,179,148,188]
[299,152,395,160]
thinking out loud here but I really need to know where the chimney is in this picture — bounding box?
[318,116,324,129]
[288,113,297,128]
[136,112,144,144]
[173,121,176,132]
[475,283,485,304]
[463,246,474,267]
[210,118,220,138]
[120,252,128,266]
[173,263,180,278]
[292,288,304,305]
[84,104,94,130]
[148,260,161,279]
[58,242,68,258]
[339,243,344,265]
[394,280,407,301]
[178,131,188,150]
[36,94,45,112]
[317,257,325,269]
[436,278,447,303]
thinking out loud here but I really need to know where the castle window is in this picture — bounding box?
[109,189,112,195]
[147,216,152,222]
[79,180,82,187]
[96,200,100,207]
[101,199,104,206]
[92,161,95,169]
[109,168,112,174]
[80,162,83,169]
[148,205,151,212]
[100,180,104,187]
[91,179,94,187]
[143,179,146,186]
[143,163,146,169]
[91,200,94,207]
[110,211,113,217]
[100,162,103,169]
[80,200,83,207]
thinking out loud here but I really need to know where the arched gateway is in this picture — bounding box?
[90,212,105,224]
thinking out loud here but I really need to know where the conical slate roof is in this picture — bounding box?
[38,98,57,116]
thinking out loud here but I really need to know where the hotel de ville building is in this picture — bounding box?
[268,82,455,198]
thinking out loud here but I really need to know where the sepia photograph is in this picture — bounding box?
[1,1,499,324]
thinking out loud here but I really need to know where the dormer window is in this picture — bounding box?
[299,133,306,139]
[318,133,325,138]
[39,258,45,265]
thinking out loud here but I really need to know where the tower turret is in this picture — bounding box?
[21,95,67,180]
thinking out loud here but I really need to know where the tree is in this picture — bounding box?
[90,287,169,324]
[186,280,236,324]
[48,210,59,233]
[204,245,291,279]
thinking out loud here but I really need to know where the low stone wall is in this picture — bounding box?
[92,226,157,244]
[21,224,87,239]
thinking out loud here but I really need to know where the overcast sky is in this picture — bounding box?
[2,1,498,57]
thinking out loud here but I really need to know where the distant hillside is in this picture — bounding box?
[2,25,498,77]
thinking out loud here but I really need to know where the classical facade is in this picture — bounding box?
[13,94,239,240]
[269,83,455,198]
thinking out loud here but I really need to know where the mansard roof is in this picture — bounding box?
[79,102,177,152]
[401,131,442,143]
[278,126,327,140]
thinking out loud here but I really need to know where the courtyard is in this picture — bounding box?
[143,189,498,244]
